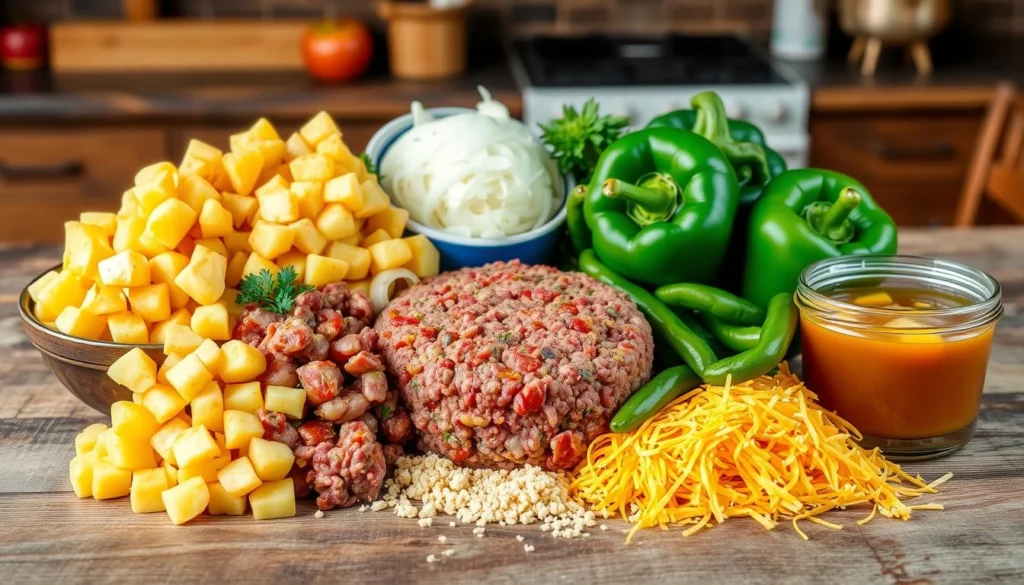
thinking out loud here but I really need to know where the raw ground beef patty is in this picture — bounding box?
[375,261,654,471]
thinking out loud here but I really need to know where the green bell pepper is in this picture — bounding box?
[742,169,898,309]
[584,127,740,286]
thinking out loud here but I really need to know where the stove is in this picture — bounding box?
[510,34,811,168]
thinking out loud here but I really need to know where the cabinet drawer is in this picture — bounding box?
[0,127,166,243]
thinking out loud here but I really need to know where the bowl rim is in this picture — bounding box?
[19,263,163,351]
[365,106,571,249]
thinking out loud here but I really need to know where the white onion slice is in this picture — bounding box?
[369,268,421,314]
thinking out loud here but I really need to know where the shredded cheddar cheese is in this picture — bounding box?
[571,364,951,542]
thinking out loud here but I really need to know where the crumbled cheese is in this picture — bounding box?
[600,524,608,531]
[426,554,438,564]
[524,544,535,553]
[449,522,457,528]
[515,535,524,542]
[314,510,324,519]
[418,518,433,528]
[442,549,455,557]
[476,534,484,539]
[358,505,367,512]
[472,527,485,535]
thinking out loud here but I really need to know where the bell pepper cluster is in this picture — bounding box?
[553,91,899,432]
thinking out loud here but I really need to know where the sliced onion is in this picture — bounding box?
[369,268,421,314]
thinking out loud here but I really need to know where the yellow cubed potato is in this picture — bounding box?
[81,284,127,316]
[208,481,248,516]
[219,288,245,318]
[130,468,169,514]
[249,478,296,520]
[225,251,248,288]
[315,203,358,240]
[135,161,177,187]
[291,181,325,219]
[218,340,267,383]
[108,347,157,394]
[317,133,359,171]
[180,139,224,183]
[360,228,391,248]
[221,192,260,229]
[80,212,118,237]
[257,187,300,224]
[178,174,221,214]
[161,476,210,525]
[248,438,295,482]
[234,134,286,167]
[134,171,177,214]
[137,232,173,259]
[111,400,161,440]
[27,270,59,306]
[284,132,313,162]
[177,453,230,484]
[192,338,223,372]
[64,221,114,280]
[75,423,109,455]
[146,198,198,250]
[289,153,334,182]
[323,172,363,210]
[222,150,265,196]
[366,206,409,240]
[324,241,371,281]
[190,304,230,341]
[223,410,263,449]
[92,460,133,500]
[98,250,150,288]
[149,417,189,465]
[290,218,328,255]
[347,278,371,298]
[195,237,228,259]
[149,252,191,310]
[223,230,253,256]
[255,174,290,198]
[162,323,204,355]
[368,239,413,274]
[127,283,172,323]
[300,111,340,146]
[92,428,114,461]
[104,433,158,470]
[150,308,192,345]
[249,222,294,260]
[402,235,440,278]
[107,312,149,344]
[143,384,188,425]
[241,252,280,281]
[55,306,107,340]
[264,385,306,419]
[132,391,145,405]
[304,254,349,287]
[249,117,281,141]
[174,245,227,306]
[118,188,141,218]
[190,381,224,433]
[171,424,220,469]
[165,353,213,402]
[276,250,307,282]
[112,215,146,254]
[223,382,263,414]
[356,180,390,219]
[217,456,263,498]
[198,198,234,238]
[69,451,96,498]
[214,432,228,454]
[163,462,178,488]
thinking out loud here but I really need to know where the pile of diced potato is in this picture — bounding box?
[29,111,439,343]
[69,333,307,524]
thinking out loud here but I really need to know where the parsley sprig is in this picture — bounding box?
[235,266,313,315]
[539,99,630,183]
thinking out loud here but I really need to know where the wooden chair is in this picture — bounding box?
[955,83,1024,226]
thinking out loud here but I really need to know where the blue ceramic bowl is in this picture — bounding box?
[365,107,569,272]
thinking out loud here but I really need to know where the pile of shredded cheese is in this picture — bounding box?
[571,364,951,542]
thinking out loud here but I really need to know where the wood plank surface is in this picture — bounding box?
[2,229,1024,584]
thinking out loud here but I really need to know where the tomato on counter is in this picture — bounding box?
[301,20,373,83]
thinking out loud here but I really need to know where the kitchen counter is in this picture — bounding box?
[1,228,1023,584]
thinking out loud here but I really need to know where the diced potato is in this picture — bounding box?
[223,382,263,414]
[150,309,193,345]
[132,391,145,405]
[112,215,147,254]
[264,385,306,419]
[300,111,341,146]
[289,153,334,182]
[196,199,234,239]
[75,423,109,455]
[107,312,149,344]
[190,381,224,433]
[160,323,202,355]
[365,206,409,240]
[214,431,228,454]
[188,304,230,341]
[223,231,252,256]
[81,284,127,316]
[177,454,230,484]
[192,338,223,372]
[249,478,296,520]
[305,254,349,287]
[80,212,118,236]
[255,174,290,198]
[249,117,281,141]
[195,237,228,258]
[134,171,177,214]
[220,288,245,318]
[161,476,210,525]
[368,239,413,274]
[171,424,220,469]
[317,133,359,172]
[130,468,169,514]
[291,181,325,219]
[143,384,188,425]
[217,456,263,498]
[176,236,196,259]
[69,451,95,498]
[149,417,189,465]
[284,132,313,162]
[175,245,227,305]
[92,428,114,461]
[222,150,265,196]
[360,228,391,248]
[208,482,248,516]
[64,221,114,280]
[156,353,183,386]
[258,187,300,224]
[137,232,173,259]
[104,432,158,470]
[118,187,141,218]
[135,161,177,187]
[108,348,158,393]
[27,270,60,306]
[146,198,198,249]
[242,253,280,280]
[287,219,326,256]
[97,250,149,288]
[276,250,307,282]
[348,278,371,298]
[356,180,391,219]
[35,270,89,321]
[235,135,286,167]
[111,400,161,440]
[127,283,172,323]
[176,174,220,215]
[165,353,213,402]
[223,251,247,288]
[223,410,263,449]
[323,172,363,211]
[163,462,178,488]
[55,306,107,340]
[221,192,260,229]
[315,203,358,240]
[249,222,294,260]
[148,251,191,310]
[324,242,371,281]
[218,340,267,383]
[92,460,133,500]
[248,438,295,481]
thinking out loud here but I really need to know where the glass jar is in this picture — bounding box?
[795,255,1002,460]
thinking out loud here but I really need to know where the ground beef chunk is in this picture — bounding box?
[315,391,370,423]
[233,307,284,346]
[297,420,336,447]
[358,371,388,403]
[294,290,325,313]
[299,333,330,361]
[297,360,343,406]
[380,407,414,444]
[289,466,314,500]
[329,334,362,363]
[316,309,344,341]
[262,318,314,356]
[259,409,300,450]
[306,421,385,510]
[344,351,384,375]
[382,444,405,467]
[261,357,299,388]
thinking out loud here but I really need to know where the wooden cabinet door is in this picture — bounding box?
[0,127,166,243]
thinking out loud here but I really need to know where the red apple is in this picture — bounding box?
[1,24,46,71]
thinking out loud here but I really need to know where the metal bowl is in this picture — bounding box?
[838,0,951,44]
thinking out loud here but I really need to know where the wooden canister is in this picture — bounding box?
[378,0,474,80]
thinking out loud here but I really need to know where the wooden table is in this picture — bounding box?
[2,229,1022,585]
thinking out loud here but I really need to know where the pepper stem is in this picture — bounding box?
[803,187,862,244]
[602,172,680,227]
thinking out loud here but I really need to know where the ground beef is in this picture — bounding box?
[300,421,386,510]
[375,260,654,471]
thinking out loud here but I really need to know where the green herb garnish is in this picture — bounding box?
[539,99,630,183]
[380,405,394,421]
[359,152,381,180]
[235,266,314,315]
